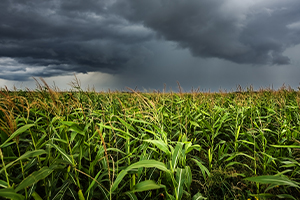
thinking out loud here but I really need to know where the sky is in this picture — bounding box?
[1,0,300,92]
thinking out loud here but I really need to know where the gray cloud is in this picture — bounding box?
[113,0,300,65]
[1,0,300,81]
[0,0,154,80]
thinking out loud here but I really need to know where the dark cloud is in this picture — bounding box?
[0,0,154,80]
[113,0,300,65]
[1,0,300,81]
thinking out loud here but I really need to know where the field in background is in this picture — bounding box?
[0,79,300,200]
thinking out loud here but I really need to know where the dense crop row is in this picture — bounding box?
[0,80,300,199]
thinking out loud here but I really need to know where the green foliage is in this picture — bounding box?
[0,81,300,199]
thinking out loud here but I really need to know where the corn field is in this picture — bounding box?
[1,80,300,200]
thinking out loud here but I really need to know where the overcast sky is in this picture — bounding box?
[1,0,300,92]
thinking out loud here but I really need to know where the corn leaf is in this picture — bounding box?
[175,168,185,200]
[244,175,300,188]
[0,188,25,200]
[49,143,73,165]
[144,139,171,156]
[171,143,183,172]
[124,192,138,200]
[0,124,35,148]
[192,192,207,200]
[0,150,47,174]
[15,166,54,192]
[191,158,210,179]
[131,180,165,192]
[126,160,169,172]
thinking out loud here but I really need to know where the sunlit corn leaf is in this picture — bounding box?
[175,168,185,200]
[244,175,300,188]
[0,124,35,148]
[270,145,300,148]
[186,144,201,154]
[144,139,171,156]
[78,189,85,200]
[131,180,165,192]
[171,143,183,172]
[190,121,200,128]
[192,192,207,200]
[0,180,8,188]
[126,160,169,172]
[111,160,169,192]
[0,188,25,200]
[15,166,54,192]
[31,191,43,200]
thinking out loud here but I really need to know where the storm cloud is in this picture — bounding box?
[0,0,300,81]
[0,0,154,80]
[114,0,300,65]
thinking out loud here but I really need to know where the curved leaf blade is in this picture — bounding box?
[0,188,25,200]
[15,166,54,192]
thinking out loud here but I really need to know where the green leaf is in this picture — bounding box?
[225,152,255,162]
[126,160,169,172]
[171,143,183,172]
[245,175,300,188]
[131,180,164,192]
[186,144,201,154]
[78,189,85,200]
[0,180,8,188]
[175,168,185,200]
[111,160,169,192]
[225,162,254,173]
[111,170,128,193]
[85,170,102,195]
[52,181,70,200]
[271,145,300,148]
[116,116,137,133]
[276,194,297,199]
[144,139,171,156]
[0,188,25,200]
[0,124,35,148]
[185,166,192,191]
[31,191,43,200]
[49,143,73,165]
[191,158,210,179]
[124,192,138,200]
[190,121,200,127]
[98,124,137,140]
[15,166,54,192]
[0,150,47,174]
[192,192,207,200]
